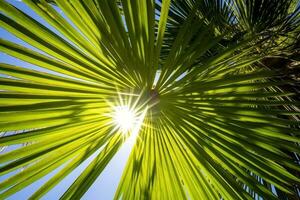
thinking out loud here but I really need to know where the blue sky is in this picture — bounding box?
[0,0,134,199]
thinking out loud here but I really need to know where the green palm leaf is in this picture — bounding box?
[0,0,299,199]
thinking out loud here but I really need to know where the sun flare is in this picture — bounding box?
[113,105,137,132]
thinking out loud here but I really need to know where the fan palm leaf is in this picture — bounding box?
[0,0,299,199]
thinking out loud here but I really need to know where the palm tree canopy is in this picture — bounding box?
[0,0,299,199]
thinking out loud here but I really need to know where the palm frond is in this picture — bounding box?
[0,0,299,199]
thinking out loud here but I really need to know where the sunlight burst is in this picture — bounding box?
[113,105,137,132]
